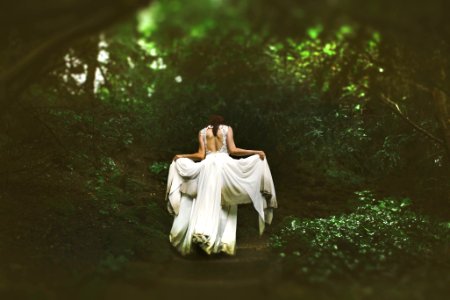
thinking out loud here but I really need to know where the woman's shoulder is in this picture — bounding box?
[199,127,207,135]
[223,124,232,131]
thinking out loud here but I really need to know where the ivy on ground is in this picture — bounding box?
[270,191,450,282]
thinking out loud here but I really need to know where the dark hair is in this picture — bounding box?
[208,114,224,136]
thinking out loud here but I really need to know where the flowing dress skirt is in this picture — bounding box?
[166,153,277,255]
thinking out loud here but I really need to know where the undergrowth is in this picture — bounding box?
[270,190,450,283]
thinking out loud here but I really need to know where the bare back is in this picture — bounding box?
[201,125,228,154]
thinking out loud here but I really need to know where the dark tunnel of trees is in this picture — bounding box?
[0,0,449,299]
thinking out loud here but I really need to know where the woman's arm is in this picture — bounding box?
[173,131,206,161]
[226,126,265,160]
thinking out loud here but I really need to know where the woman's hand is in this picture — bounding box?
[173,154,183,161]
[257,151,265,160]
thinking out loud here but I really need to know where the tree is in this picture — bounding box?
[0,0,153,113]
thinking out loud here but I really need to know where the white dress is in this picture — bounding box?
[165,125,277,255]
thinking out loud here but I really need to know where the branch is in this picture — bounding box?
[1,9,114,83]
[403,79,450,97]
[380,93,445,146]
[0,1,152,109]
[98,64,113,93]
[408,80,431,93]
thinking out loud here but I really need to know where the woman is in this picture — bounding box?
[165,115,277,255]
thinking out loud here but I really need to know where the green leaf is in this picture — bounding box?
[307,25,323,39]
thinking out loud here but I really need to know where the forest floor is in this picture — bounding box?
[0,143,447,300]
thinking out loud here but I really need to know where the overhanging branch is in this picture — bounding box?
[380,93,445,146]
[0,0,152,109]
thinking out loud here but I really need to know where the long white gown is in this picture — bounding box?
[165,125,277,255]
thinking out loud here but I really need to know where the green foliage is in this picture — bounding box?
[148,161,169,175]
[55,0,444,189]
[131,0,391,183]
[148,161,170,182]
[307,25,323,39]
[86,157,122,205]
[270,191,450,282]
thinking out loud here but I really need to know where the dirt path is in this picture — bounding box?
[92,233,282,300]
[153,236,277,299]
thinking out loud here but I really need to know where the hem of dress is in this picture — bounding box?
[191,233,236,256]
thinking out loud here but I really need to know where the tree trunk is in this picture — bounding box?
[432,87,450,161]
[84,36,100,106]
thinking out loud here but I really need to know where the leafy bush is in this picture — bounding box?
[148,161,170,175]
[148,161,170,182]
[270,191,450,282]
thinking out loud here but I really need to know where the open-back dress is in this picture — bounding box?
[165,124,277,255]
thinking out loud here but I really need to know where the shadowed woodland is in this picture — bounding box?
[1,0,449,299]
